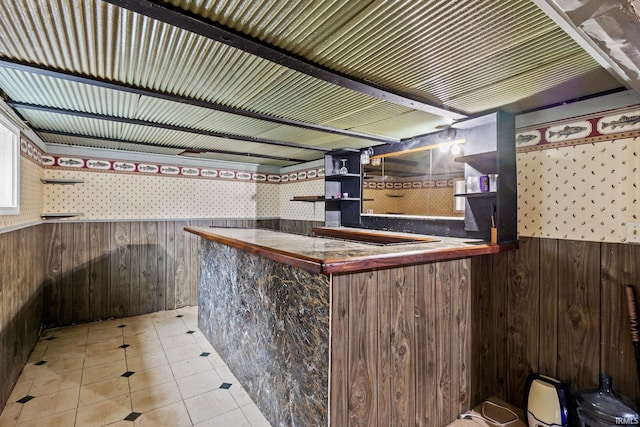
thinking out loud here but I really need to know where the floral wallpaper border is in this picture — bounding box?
[363,179,455,189]
[20,136,325,184]
[516,106,640,152]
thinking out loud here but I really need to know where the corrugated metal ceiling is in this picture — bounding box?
[0,0,627,166]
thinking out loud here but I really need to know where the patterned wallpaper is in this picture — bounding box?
[0,153,43,230]
[516,106,640,242]
[42,168,280,220]
[279,176,325,221]
[3,103,640,244]
[362,184,464,217]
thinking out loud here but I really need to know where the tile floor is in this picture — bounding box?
[0,306,272,427]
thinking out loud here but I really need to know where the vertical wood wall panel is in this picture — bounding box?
[557,240,600,393]
[538,238,559,376]
[43,223,62,324]
[110,222,131,318]
[376,268,393,427]
[0,226,44,413]
[435,260,453,424]
[451,259,471,416]
[71,222,90,323]
[88,222,110,321]
[506,237,540,404]
[389,265,415,427]
[174,220,190,308]
[347,270,378,427]
[600,243,640,402]
[129,222,141,315]
[329,274,349,427]
[415,263,437,427]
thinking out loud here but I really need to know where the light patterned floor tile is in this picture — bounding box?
[195,407,252,427]
[29,369,83,397]
[81,359,127,386]
[241,403,273,427]
[78,376,130,407]
[176,370,223,399]
[84,348,126,368]
[131,381,183,414]
[164,343,203,364]
[87,318,122,332]
[75,393,132,427]
[134,401,192,427]
[1,307,272,427]
[17,387,79,423]
[126,350,168,373]
[128,364,175,392]
[14,408,76,427]
[184,389,239,425]
[170,357,215,380]
[0,403,22,427]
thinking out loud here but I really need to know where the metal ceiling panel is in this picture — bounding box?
[168,0,622,112]
[0,0,407,129]
[39,132,184,155]
[0,0,628,165]
[0,68,141,117]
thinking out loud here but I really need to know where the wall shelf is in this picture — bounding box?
[291,196,325,202]
[453,151,497,174]
[386,194,404,198]
[325,173,360,180]
[453,192,496,198]
[41,178,84,185]
[41,213,83,219]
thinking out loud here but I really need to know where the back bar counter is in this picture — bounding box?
[185,226,516,426]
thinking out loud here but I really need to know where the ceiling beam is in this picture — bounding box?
[0,57,398,144]
[8,101,332,152]
[531,0,638,92]
[35,128,311,163]
[103,0,467,121]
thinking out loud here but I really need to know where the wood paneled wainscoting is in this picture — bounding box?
[472,236,640,410]
[0,225,45,413]
[41,219,280,327]
[331,259,473,426]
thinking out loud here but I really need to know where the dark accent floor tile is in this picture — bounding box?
[124,412,142,421]
[176,315,184,318]
[186,330,195,334]
[200,352,210,357]
[118,324,127,328]
[17,395,34,404]
[121,371,135,377]
[219,382,232,390]
[34,360,48,366]
[119,344,130,349]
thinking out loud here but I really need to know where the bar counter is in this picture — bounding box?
[186,226,516,427]
[185,226,515,274]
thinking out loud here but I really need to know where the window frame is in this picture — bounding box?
[0,113,20,216]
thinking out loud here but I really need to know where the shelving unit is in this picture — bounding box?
[324,149,362,227]
[40,178,85,220]
[452,110,516,243]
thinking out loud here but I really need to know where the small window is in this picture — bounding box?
[0,114,20,215]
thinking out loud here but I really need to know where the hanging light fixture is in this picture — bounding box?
[360,147,374,164]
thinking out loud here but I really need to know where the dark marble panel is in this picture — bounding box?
[198,240,330,427]
[361,215,467,237]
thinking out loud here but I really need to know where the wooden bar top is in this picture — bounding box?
[185,226,517,274]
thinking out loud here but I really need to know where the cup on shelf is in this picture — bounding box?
[466,176,479,193]
[342,192,349,198]
[488,174,498,192]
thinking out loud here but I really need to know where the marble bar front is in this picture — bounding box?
[185,226,516,427]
